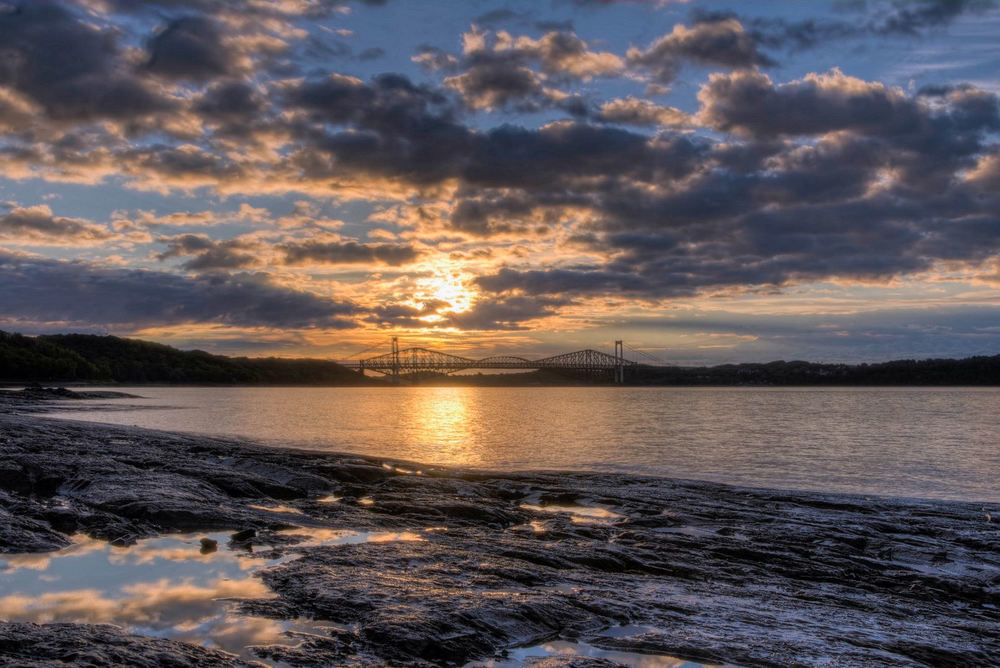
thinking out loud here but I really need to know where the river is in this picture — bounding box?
[43,385,1000,503]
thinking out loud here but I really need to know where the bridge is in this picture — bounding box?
[340,338,658,384]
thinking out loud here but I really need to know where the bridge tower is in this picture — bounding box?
[614,340,624,384]
[391,336,400,384]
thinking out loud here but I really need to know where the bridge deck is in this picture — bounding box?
[339,347,638,376]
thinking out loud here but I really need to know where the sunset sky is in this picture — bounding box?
[0,0,998,364]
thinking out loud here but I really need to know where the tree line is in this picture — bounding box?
[2,331,998,386]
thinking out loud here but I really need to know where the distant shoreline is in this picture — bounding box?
[4,331,1000,387]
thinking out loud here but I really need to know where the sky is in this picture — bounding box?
[0,0,998,365]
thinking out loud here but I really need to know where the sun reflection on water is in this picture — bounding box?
[406,387,482,467]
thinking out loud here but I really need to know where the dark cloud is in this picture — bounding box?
[625,305,1000,363]
[155,234,259,272]
[0,251,357,330]
[597,97,690,127]
[736,0,996,52]
[473,8,525,27]
[123,144,245,189]
[145,16,235,81]
[0,2,173,122]
[627,17,775,84]
[450,191,557,237]
[445,51,554,111]
[368,296,569,331]
[463,123,708,191]
[870,0,993,36]
[0,205,111,244]
[281,240,420,266]
[746,16,859,51]
[447,296,571,331]
[466,77,999,302]
[195,81,262,117]
[358,47,385,61]
[536,20,575,32]
[697,68,996,140]
[475,171,1000,301]
[285,73,475,185]
[95,0,353,20]
[442,28,623,110]
[698,69,998,191]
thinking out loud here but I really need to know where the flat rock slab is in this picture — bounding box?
[0,394,998,666]
[0,623,263,667]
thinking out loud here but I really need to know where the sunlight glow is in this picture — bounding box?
[414,269,475,321]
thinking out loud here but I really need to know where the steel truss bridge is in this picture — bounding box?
[340,339,642,383]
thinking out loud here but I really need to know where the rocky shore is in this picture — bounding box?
[0,389,998,667]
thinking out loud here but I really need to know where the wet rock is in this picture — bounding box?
[0,504,70,553]
[231,528,257,542]
[200,537,219,553]
[0,400,998,667]
[0,622,261,667]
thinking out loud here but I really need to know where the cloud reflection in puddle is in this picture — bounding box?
[0,532,320,663]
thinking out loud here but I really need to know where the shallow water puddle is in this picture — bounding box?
[248,504,305,515]
[469,637,726,668]
[520,502,624,523]
[0,528,426,664]
[275,527,426,547]
[0,532,345,663]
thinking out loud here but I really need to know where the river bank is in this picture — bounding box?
[1,389,997,667]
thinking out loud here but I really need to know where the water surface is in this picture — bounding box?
[42,386,1000,503]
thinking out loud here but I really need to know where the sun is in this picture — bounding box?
[414,270,475,321]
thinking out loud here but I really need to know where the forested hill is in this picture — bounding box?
[0,332,370,385]
[629,356,1000,386]
[1,330,999,386]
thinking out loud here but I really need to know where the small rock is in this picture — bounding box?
[199,537,218,554]
[231,528,256,542]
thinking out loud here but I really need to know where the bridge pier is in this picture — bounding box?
[614,340,624,384]
[391,336,400,384]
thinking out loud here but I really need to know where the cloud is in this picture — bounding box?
[412,45,460,72]
[358,46,385,61]
[622,304,1000,363]
[697,69,999,175]
[0,251,357,330]
[511,30,624,80]
[442,27,624,110]
[967,150,1000,191]
[145,16,238,81]
[467,75,1000,304]
[121,144,246,192]
[0,2,174,123]
[697,69,998,191]
[155,233,260,272]
[367,295,570,331]
[726,1,998,52]
[868,0,995,36]
[193,81,264,122]
[627,17,774,84]
[0,205,112,245]
[445,52,557,111]
[281,240,421,267]
[446,295,571,330]
[597,97,690,127]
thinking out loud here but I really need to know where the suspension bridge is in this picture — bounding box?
[338,338,668,384]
